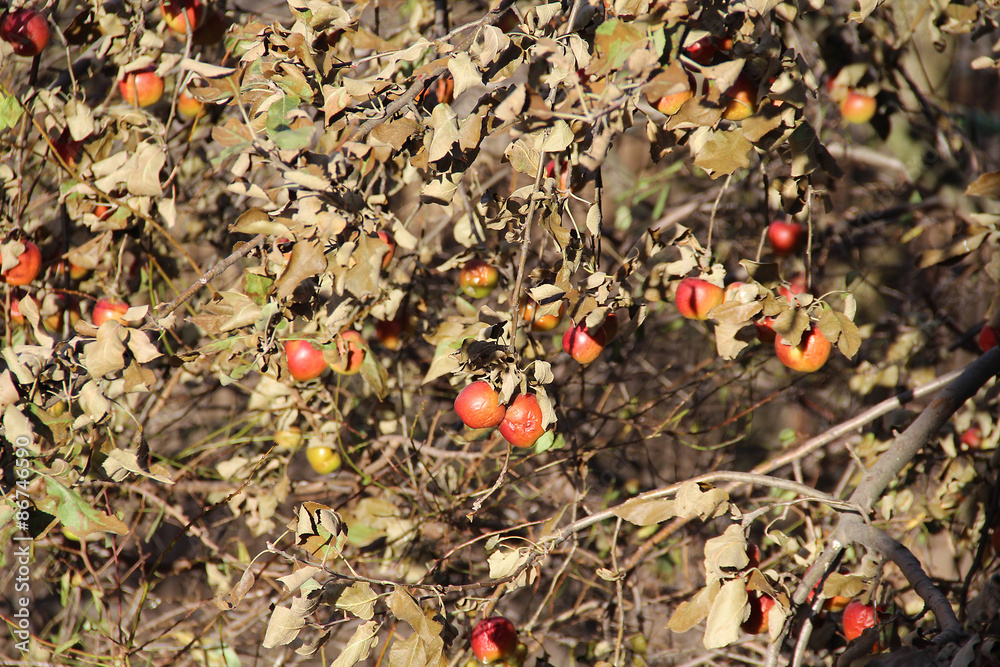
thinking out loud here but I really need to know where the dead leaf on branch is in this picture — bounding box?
[693,127,752,178]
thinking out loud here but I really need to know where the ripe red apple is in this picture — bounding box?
[840,90,877,124]
[455,380,506,429]
[177,92,204,120]
[374,314,406,350]
[562,319,610,365]
[655,86,694,115]
[119,68,165,107]
[545,159,571,191]
[685,35,717,64]
[459,259,500,298]
[161,0,206,34]
[746,544,761,569]
[775,324,832,373]
[0,9,50,56]
[376,231,395,269]
[285,340,327,382]
[92,205,113,222]
[435,74,455,104]
[779,274,808,305]
[306,446,341,474]
[768,220,805,256]
[960,425,982,448]
[92,298,129,326]
[978,325,999,352]
[520,298,565,332]
[741,592,775,635]
[842,600,880,650]
[330,330,365,375]
[754,315,777,344]
[675,277,724,320]
[722,73,757,121]
[498,394,546,447]
[471,617,518,665]
[7,291,35,326]
[52,128,86,167]
[3,240,42,286]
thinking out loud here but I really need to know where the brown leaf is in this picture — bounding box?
[275,239,328,300]
[694,128,752,178]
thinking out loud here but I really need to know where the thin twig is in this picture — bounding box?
[156,234,266,316]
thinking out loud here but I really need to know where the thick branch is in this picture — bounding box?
[848,347,1000,511]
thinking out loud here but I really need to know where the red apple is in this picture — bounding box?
[92,297,129,326]
[376,231,395,269]
[498,394,546,447]
[545,159,571,191]
[960,426,982,448]
[177,92,205,120]
[520,298,565,332]
[285,339,327,382]
[842,600,880,651]
[779,274,808,305]
[775,324,832,373]
[3,240,42,286]
[978,325,999,352]
[161,0,206,34]
[768,220,805,256]
[459,259,500,298]
[435,74,455,104]
[562,318,611,365]
[741,592,775,635]
[93,205,113,222]
[840,90,877,124]
[330,330,365,375]
[374,314,406,350]
[722,73,757,121]
[7,291,35,326]
[119,68,165,107]
[52,128,86,167]
[471,617,518,665]
[454,380,506,429]
[0,9,50,57]
[675,277,724,320]
[754,315,777,344]
[685,36,717,65]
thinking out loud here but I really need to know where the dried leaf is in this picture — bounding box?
[262,605,305,648]
[704,579,747,649]
[330,621,379,667]
[612,497,677,525]
[694,128,752,178]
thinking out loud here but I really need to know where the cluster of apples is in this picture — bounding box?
[460,258,619,365]
[116,0,226,112]
[644,32,758,122]
[674,219,834,373]
[470,616,523,665]
[454,381,546,448]
[2,239,132,329]
[284,332,366,382]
